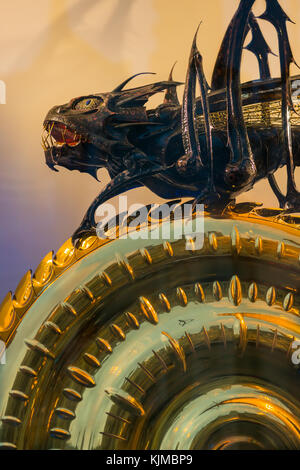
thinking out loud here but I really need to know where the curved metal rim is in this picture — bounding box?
[0,201,299,348]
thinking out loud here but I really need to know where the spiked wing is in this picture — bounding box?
[245,12,274,80]
[260,0,299,203]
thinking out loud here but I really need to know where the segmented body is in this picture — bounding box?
[131,76,300,200]
[41,0,300,242]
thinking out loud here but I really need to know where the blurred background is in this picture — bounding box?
[0,0,299,300]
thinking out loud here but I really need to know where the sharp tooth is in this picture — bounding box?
[49,122,55,147]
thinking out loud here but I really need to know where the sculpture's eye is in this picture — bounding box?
[74,97,102,110]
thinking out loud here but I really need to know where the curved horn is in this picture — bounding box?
[113,72,156,92]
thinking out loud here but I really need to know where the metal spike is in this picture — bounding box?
[245,12,274,80]
[164,62,180,105]
[181,24,204,170]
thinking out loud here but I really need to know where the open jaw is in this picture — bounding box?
[42,120,90,172]
[42,120,106,178]
[42,121,88,151]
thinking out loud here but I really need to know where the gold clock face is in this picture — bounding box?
[0,202,299,450]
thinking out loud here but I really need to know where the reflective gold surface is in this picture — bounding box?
[0,202,299,450]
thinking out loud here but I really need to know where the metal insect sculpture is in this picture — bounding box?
[42,0,300,244]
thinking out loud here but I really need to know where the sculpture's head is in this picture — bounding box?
[42,74,181,180]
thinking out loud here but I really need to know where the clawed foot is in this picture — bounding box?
[282,190,300,212]
[192,189,232,214]
[224,159,257,190]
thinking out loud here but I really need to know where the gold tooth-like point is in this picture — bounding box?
[177,287,188,306]
[100,432,127,441]
[277,241,285,259]
[62,302,77,317]
[63,388,82,402]
[231,226,241,255]
[100,271,112,287]
[203,326,211,351]
[105,388,145,416]
[9,390,29,402]
[208,232,218,251]
[185,331,196,353]
[1,416,22,426]
[53,239,75,267]
[213,281,222,301]
[24,339,54,359]
[287,337,295,358]
[159,293,171,312]
[117,256,135,281]
[49,428,71,441]
[96,338,112,353]
[256,324,260,348]
[221,323,227,349]
[44,321,62,335]
[33,251,54,288]
[140,296,159,324]
[77,235,97,252]
[229,275,242,306]
[54,408,76,421]
[163,241,174,257]
[266,286,276,306]
[186,237,196,251]
[111,324,126,341]
[0,443,17,450]
[162,331,186,372]
[138,362,156,382]
[283,292,294,312]
[0,292,16,334]
[140,248,152,265]
[125,376,145,394]
[19,365,37,377]
[271,329,278,352]
[248,282,258,303]
[67,366,96,388]
[83,353,101,368]
[125,312,140,329]
[106,412,132,424]
[152,349,169,370]
[195,283,205,302]
[13,270,34,308]
[254,236,263,255]
[236,313,247,355]
[78,285,94,302]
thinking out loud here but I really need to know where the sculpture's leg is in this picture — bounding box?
[268,173,286,208]
[178,27,223,208]
[223,0,257,190]
[72,165,167,245]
